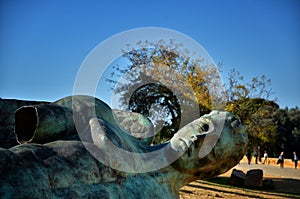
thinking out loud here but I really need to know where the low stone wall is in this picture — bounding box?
[267,158,294,167]
[241,156,295,168]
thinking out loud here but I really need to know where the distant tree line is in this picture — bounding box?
[225,69,300,158]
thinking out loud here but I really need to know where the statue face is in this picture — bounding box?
[170,111,247,175]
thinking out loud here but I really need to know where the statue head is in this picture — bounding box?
[170,110,247,178]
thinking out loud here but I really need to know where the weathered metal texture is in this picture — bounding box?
[15,104,75,144]
[13,95,111,145]
[0,141,178,199]
[0,95,248,198]
[1,96,154,147]
[113,109,155,145]
[57,95,155,145]
[0,98,49,148]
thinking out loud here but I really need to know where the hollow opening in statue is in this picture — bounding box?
[15,106,38,143]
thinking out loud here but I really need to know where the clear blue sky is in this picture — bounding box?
[1,0,299,108]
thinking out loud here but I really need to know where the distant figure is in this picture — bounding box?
[254,146,260,164]
[246,151,252,165]
[277,151,284,168]
[262,151,268,164]
[292,152,298,169]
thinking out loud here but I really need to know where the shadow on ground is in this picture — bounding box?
[204,176,300,197]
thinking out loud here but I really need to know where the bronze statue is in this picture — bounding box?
[0,96,247,198]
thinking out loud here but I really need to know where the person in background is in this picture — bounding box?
[277,151,284,168]
[254,146,260,164]
[262,151,268,164]
[246,151,252,165]
[292,152,298,169]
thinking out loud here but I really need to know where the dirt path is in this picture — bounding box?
[180,157,300,199]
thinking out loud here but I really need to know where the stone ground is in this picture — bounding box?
[180,157,300,199]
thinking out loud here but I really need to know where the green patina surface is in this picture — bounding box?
[0,95,248,198]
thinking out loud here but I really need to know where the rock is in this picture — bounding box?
[229,169,246,186]
[245,169,263,187]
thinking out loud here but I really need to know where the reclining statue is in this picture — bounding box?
[0,95,247,198]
